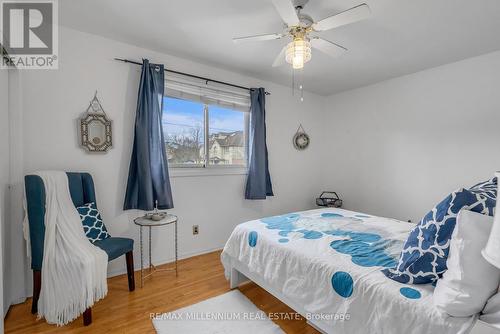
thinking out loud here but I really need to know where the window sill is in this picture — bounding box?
[169,166,248,178]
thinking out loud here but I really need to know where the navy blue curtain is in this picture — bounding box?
[245,88,274,200]
[124,59,174,210]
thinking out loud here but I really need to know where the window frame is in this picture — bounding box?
[163,95,250,175]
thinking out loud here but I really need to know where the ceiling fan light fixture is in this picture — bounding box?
[285,37,311,69]
[233,1,370,71]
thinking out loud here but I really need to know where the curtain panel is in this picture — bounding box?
[245,88,274,200]
[124,59,174,210]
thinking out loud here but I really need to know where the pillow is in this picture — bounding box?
[382,188,496,284]
[480,292,500,327]
[433,210,500,317]
[470,177,497,201]
[76,202,111,242]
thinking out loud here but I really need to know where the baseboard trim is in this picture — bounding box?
[107,246,224,278]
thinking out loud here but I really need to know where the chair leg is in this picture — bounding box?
[83,308,92,326]
[31,270,41,314]
[125,251,135,292]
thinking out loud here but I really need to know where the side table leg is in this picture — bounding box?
[149,225,153,271]
[175,220,178,277]
[140,226,143,288]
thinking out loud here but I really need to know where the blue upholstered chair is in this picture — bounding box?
[24,172,135,326]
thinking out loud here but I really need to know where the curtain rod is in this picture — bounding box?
[114,58,270,96]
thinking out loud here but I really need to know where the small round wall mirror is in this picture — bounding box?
[79,92,112,153]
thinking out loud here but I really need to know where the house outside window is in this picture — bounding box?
[207,131,245,165]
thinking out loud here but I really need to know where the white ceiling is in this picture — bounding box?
[60,0,500,96]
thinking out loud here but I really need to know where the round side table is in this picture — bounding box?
[133,214,178,287]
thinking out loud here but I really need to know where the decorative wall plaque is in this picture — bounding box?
[293,124,310,150]
[79,91,112,153]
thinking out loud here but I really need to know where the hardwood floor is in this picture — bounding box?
[4,251,319,333]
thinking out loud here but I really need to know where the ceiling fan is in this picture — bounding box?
[233,0,371,70]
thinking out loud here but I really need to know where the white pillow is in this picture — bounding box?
[480,292,500,328]
[433,210,500,317]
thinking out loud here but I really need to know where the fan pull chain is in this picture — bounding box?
[290,69,305,101]
[300,68,304,102]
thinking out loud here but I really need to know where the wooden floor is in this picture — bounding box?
[5,251,319,333]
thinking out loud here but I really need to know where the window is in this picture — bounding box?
[163,76,250,169]
[163,97,205,167]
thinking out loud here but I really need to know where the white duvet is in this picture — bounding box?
[221,208,475,334]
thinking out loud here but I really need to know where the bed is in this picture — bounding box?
[221,208,489,334]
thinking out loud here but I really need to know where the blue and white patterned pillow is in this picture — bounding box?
[382,188,495,284]
[76,202,111,242]
[469,177,497,201]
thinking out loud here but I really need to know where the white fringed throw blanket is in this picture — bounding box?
[33,171,108,325]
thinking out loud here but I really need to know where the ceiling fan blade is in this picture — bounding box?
[311,37,347,58]
[271,0,300,27]
[233,33,283,43]
[272,46,287,67]
[312,3,371,32]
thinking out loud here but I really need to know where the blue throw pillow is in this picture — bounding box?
[77,202,111,242]
[382,188,495,284]
[469,177,497,201]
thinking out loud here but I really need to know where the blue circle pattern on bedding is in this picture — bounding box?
[248,231,258,247]
[259,212,398,268]
[399,287,421,299]
[332,271,354,298]
[321,213,344,218]
[77,202,111,242]
[258,211,428,301]
[382,179,497,285]
[327,231,399,268]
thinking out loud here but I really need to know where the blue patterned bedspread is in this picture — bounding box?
[221,208,475,334]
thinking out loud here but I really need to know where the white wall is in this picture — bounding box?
[0,66,8,332]
[323,50,500,223]
[12,25,326,294]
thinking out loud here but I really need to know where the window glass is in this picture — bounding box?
[208,106,246,166]
[163,96,205,166]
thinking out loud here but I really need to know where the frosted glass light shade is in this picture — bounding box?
[482,172,500,268]
[285,38,311,70]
